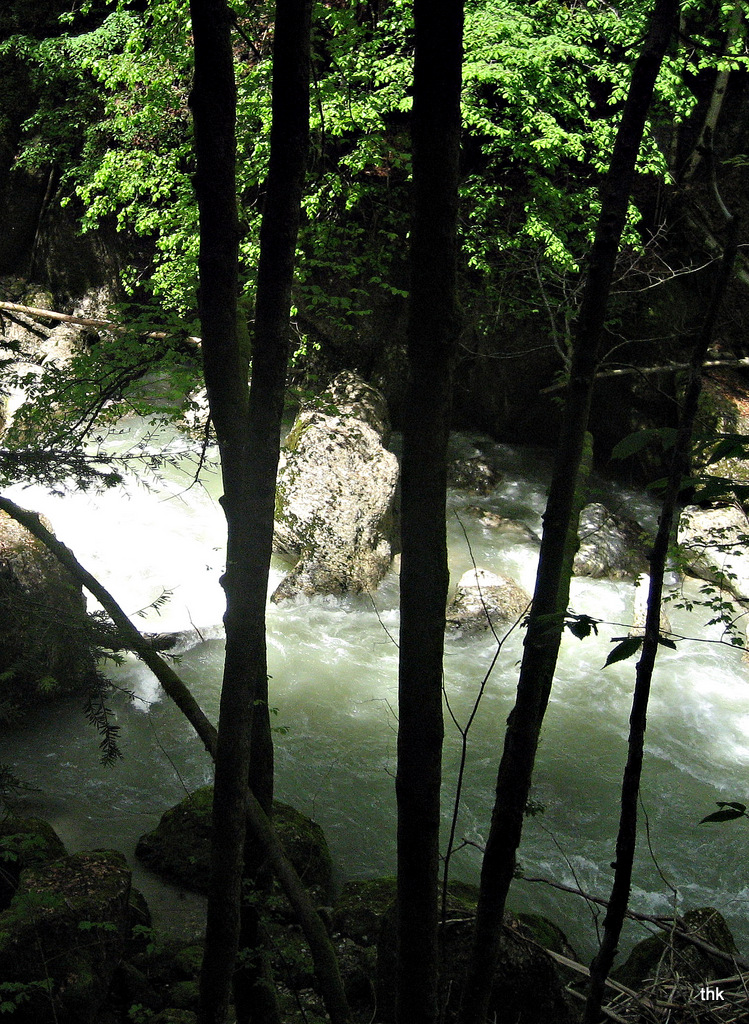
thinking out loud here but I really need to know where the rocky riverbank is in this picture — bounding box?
[0,793,745,1024]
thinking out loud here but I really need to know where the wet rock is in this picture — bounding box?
[272,371,399,601]
[448,452,500,495]
[614,907,739,991]
[135,787,334,904]
[465,505,539,543]
[629,572,672,637]
[446,568,531,634]
[0,511,98,715]
[0,849,135,1024]
[678,504,749,601]
[574,503,650,580]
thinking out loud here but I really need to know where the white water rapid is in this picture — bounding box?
[1,421,748,960]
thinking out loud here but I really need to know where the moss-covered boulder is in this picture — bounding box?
[614,907,739,991]
[135,787,334,903]
[0,849,135,1023]
[0,511,98,716]
[0,813,67,909]
[331,876,397,946]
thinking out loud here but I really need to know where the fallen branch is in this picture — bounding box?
[522,874,749,972]
[0,493,350,1022]
[0,300,201,344]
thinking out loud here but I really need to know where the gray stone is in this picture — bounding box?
[574,503,649,580]
[272,372,399,601]
[678,504,749,601]
[629,572,672,637]
[446,568,531,634]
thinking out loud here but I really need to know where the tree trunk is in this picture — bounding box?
[190,0,312,1021]
[583,209,739,1024]
[680,1,744,182]
[396,3,463,1024]
[458,3,679,1022]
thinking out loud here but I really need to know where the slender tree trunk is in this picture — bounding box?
[396,3,463,1024]
[458,3,679,1022]
[680,1,744,182]
[191,0,312,1020]
[583,209,738,1024]
[234,3,312,1019]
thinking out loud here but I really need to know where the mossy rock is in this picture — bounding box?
[164,979,199,1010]
[516,912,577,959]
[135,787,334,903]
[613,907,739,990]
[0,849,134,1023]
[273,800,334,903]
[0,813,67,908]
[332,877,397,945]
[153,1012,197,1024]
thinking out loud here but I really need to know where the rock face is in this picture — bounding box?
[136,786,334,904]
[574,503,649,580]
[446,568,531,634]
[0,849,136,1024]
[678,504,749,601]
[272,372,399,601]
[0,511,97,713]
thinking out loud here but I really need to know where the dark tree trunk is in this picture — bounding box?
[458,3,680,1022]
[190,0,312,1021]
[396,3,463,1024]
[584,209,738,1024]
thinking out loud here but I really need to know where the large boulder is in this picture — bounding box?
[614,907,739,991]
[135,786,334,904]
[272,372,399,601]
[0,511,97,714]
[0,849,136,1024]
[678,504,749,601]
[446,568,531,635]
[574,503,650,580]
[0,814,67,909]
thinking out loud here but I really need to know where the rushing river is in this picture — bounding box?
[1,421,748,962]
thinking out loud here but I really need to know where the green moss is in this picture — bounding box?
[0,814,67,909]
[135,789,334,903]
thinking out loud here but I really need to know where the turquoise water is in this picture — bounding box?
[1,427,748,960]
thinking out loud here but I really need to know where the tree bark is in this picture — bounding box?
[189,0,312,1020]
[583,209,739,1024]
[458,3,680,1022]
[396,3,463,1024]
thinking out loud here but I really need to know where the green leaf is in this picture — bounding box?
[657,635,677,649]
[566,613,599,639]
[603,636,642,667]
[699,805,747,824]
[611,428,677,461]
